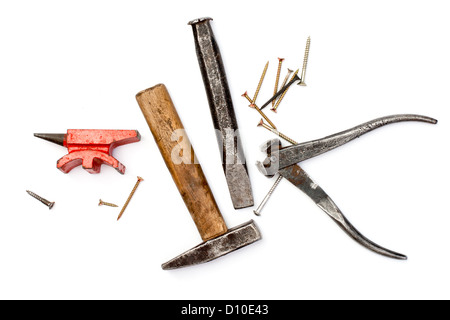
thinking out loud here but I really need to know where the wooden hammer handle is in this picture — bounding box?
[136,84,228,241]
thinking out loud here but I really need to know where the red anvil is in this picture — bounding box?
[34,129,141,174]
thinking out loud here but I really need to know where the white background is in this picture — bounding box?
[0,0,448,300]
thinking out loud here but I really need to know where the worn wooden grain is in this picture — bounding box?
[136,84,228,241]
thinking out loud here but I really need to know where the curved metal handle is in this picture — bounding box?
[259,114,437,176]
[279,164,407,260]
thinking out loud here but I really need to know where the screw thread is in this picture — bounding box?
[272,58,284,106]
[254,175,283,216]
[252,61,269,103]
[258,120,297,145]
[242,92,252,104]
[26,190,54,209]
[272,69,299,111]
[117,177,143,220]
[301,37,311,83]
[99,199,118,207]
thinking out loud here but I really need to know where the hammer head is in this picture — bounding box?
[162,220,261,270]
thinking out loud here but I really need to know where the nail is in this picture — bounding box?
[26,190,55,209]
[272,58,284,106]
[242,92,277,129]
[117,176,144,221]
[252,61,269,104]
[98,199,118,207]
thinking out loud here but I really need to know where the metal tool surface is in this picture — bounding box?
[256,114,437,259]
[26,190,55,209]
[34,129,141,174]
[136,84,261,270]
[258,114,437,177]
[188,17,254,209]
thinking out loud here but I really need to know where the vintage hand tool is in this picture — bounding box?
[34,129,141,174]
[26,190,55,209]
[257,114,437,259]
[188,17,254,209]
[136,84,261,270]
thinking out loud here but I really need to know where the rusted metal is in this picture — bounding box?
[256,113,437,259]
[162,220,261,270]
[34,129,141,174]
[188,17,254,209]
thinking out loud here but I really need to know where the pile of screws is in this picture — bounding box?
[242,36,311,216]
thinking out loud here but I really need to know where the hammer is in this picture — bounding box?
[136,84,261,270]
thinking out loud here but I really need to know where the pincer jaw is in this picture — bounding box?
[256,139,282,178]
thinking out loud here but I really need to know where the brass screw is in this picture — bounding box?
[117,176,144,221]
[98,199,118,207]
[271,68,293,112]
[242,91,277,129]
[252,61,269,104]
[257,119,298,145]
[300,36,311,86]
[272,58,284,106]
[271,69,299,112]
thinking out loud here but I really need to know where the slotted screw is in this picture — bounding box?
[253,175,283,216]
[271,68,293,112]
[300,36,311,86]
[242,91,277,129]
[26,190,55,209]
[257,119,298,145]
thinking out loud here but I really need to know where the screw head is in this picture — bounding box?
[48,202,55,210]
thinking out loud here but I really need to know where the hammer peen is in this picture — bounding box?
[136,84,261,270]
